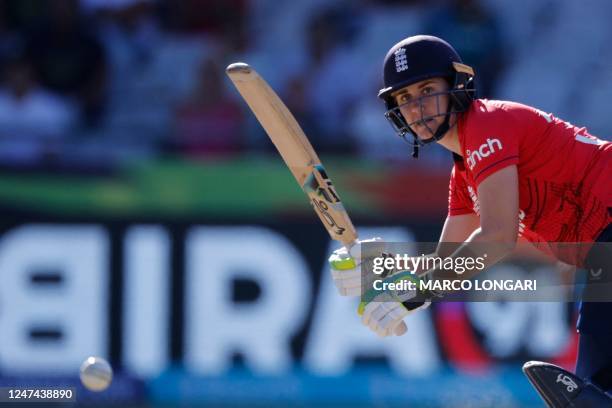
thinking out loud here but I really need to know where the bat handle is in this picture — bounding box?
[341,238,359,253]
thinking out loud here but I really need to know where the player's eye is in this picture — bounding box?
[422,86,433,95]
[397,94,411,104]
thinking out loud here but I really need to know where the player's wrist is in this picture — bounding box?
[358,270,439,315]
[400,273,443,311]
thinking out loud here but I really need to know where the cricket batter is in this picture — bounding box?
[329,35,611,406]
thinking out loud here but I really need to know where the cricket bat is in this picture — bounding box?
[226,62,358,247]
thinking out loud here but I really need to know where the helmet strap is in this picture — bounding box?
[418,99,453,145]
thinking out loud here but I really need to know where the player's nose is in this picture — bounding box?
[401,101,422,123]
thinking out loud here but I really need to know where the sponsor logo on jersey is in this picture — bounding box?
[518,209,526,235]
[466,138,503,170]
[394,48,408,73]
[467,186,480,214]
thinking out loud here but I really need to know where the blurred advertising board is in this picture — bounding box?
[0,158,579,406]
[0,217,577,406]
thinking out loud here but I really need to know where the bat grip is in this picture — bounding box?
[341,238,358,253]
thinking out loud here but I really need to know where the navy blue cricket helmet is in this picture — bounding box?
[378,35,476,157]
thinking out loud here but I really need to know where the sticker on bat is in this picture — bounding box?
[311,197,346,236]
[303,165,342,204]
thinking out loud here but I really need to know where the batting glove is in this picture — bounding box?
[358,271,436,337]
[328,237,387,297]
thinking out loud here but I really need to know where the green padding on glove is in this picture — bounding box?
[329,254,357,270]
[358,271,420,315]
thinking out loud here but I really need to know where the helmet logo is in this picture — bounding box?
[394,48,408,73]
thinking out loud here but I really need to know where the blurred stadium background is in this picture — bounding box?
[0,0,608,406]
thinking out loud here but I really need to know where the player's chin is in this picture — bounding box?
[415,134,435,143]
[414,128,437,142]
[412,119,439,141]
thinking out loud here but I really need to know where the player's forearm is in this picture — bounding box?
[465,225,517,264]
[420,227,516,283]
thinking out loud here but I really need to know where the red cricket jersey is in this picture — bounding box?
[448,99,611,256]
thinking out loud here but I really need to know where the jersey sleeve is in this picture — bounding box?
[448,165,474,216]
[463,109,520,186]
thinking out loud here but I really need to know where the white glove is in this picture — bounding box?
[359,271,432,337]
[361,293,429,337]
[328,237,385,297]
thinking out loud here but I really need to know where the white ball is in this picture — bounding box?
[80,356,113,392]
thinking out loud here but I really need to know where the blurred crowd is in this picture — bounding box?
[0,0,610,171]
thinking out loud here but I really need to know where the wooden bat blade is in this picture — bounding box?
[226,62,319,186]
[226,62,358,246]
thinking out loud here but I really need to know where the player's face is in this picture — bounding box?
[392,78,450,141]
